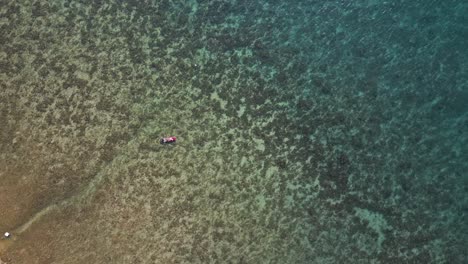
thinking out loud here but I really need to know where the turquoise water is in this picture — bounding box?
[0,0,467,263]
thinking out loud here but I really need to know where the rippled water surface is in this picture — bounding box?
[1,0,467,263]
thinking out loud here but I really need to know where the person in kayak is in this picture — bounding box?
[160,136,176,144]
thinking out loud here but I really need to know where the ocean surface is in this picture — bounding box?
[0,0,467,263]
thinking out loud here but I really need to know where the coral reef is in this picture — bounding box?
[0,0,466,263]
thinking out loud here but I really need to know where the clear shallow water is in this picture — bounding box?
[0,0,467,263]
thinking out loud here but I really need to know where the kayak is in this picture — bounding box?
[160,136,176,144]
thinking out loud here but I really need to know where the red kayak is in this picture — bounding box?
[160,136,176,144]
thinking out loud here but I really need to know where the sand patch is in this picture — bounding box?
[0,239,13,258]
